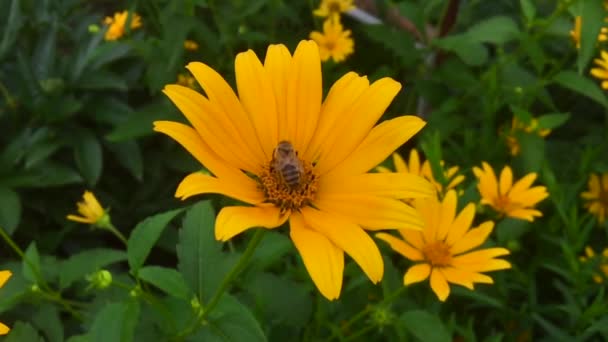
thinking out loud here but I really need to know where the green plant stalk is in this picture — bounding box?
[175,228,266,339]
[105,222,128,246]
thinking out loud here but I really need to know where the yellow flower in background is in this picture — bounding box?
[579,246,608,283]
[570,16,608,49]
[184,40,199,51]
[378,149,464,197]
[473,162,548,222]
[177,73,197,89]
[313,0,355,18]
[581,173,608,224]
[591,50,608,90]
[154,40,435,300]
[66,191,107,225]
[377,191,511,301]
[310,17,354,63]
[505,117,551,156]
[0,270,11,335]
[103,10,142,41]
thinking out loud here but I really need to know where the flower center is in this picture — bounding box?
[258,143,318,214]
[422,241,452,267]
[494,194,514,213]
[328,1,341,14]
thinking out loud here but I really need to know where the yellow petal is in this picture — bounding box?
[376,233,424,261]
[499,166,513,196]
[290,213,344,300]
[473,162,498,201]
[316,78,401,174]
[404,263,431,285]
[215,206,287,241]
[314,194,424,230]
[510,186,548,206]
[301,207,383,283]
[66,214,95,224]
[163,85,261,174]
[452,248,510,265]
[394,152,409,173]
[235,50,278,159]
[318,172,435,199]
[416,196,441,245]
[430,268,450,301]
[305,72,369,161]
[326,116,426,177]
[186,62,266,163]
[175,172,263,204]
[83,191,104,218]
[436,190,458,241]
[0,321,8,335]
[0,270,12,288]
[450,221,494,255]
[509,173,537,196]
[439,267,475,289]
[399,228,426,250]
[506,208,542,221]
[264,44,292,142]
[286,40,322,154]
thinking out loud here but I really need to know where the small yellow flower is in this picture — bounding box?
[177,73,197,89]
[570,16,608,49]
[378,149,464,197]
[0,270,12,335]
[505,117,551,156]
[377,191,511,301]
[184,40,199,51]
[581,173,608,224]
[310,17,354,63]
[579,246,608,283]
[591,50,608,90]
[103,10,142,41]
[313,0,355,18]
[66,191,107,225]
[473,162,549,222]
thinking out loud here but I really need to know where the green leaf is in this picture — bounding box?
[32,305,63,342]
[192,294,266,342]
[178,201,234,302]
[72,129,103,186]
[90,302,140,342]
[77,70,128,91]
[532,313,573,341]
[520,0,535,22]
[105,140,143,181]
[4,322,43,342]
[433,35,488,66]
[138,266,191,299]
[59,248,127,289]
[537,113,570,130]
[0,0,22,61]
[106,100,180,141]
[0,186,20,234]
[249,231,292,270]
[467,16,520,44]
[496,217,530,243]
[553,70,608,108]
[401,310,451,342]
[0,162,82,188]
[122,301,140,342]
[22,242,41,283]
[128,208,184,273]
[578,0,604,73]
[517,132,545,173]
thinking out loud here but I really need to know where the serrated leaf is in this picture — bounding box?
[59,248,127,289]
[192,294,266,342]
[138,266,191,299]
[73,129,103,186]
[467,16,519,44]
[77,70,128,91]
[128,208,184,273]
[249,231,291,270]
[553,70,608,108]
[401,310,451,342]
[90,302,139,342]
[106,101,180,142]
[579,1,604,73]
[433,35,488,66]
[4,322,43,342]
[0,186,21,235]
[32,305,63,342]
[22,242,41,283]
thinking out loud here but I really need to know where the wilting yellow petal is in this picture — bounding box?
[404,263,431,285]
[450,221,494,255]
[290,213,344,300]
[215,206,287,241]
[376,233,424,261]
[174,172,263,204]
[430,268,450,301]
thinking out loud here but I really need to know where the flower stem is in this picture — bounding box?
[105,223,128,246]
[175,229,266,339]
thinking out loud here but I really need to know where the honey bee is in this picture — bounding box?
[272,140,303,188]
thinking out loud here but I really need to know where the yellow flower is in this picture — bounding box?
[505,117,551,156]
[579,246,608,283]
[310,17,354,63]
[103,11,142,41]
[66,191,107,225]
[184,40,199,51]
[0,270,12,335]
[581,173,608,224]
[177,73,197,89]
[378,149,464,197]
[313,0,355,18]
[591,50,608,90]
[473,162,549,222]
[154,40,435,300]
[377,191,511,301]
[570,16,608,49]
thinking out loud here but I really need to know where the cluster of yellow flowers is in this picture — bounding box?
[310,0,355,63]
[504,116,551,156]
[571,10,608,89]
[102,10,142,41]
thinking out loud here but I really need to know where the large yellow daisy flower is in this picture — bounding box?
[377,191,511,301]
[154,40,434,300]
[0,270,12,335]
[581,173,608,224]
[473,162,548,222]
[310,17,354,63]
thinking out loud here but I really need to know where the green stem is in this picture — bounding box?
[105,223,128,246]
[175,229,266,339]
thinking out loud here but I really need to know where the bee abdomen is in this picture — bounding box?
[281,164,301,187]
